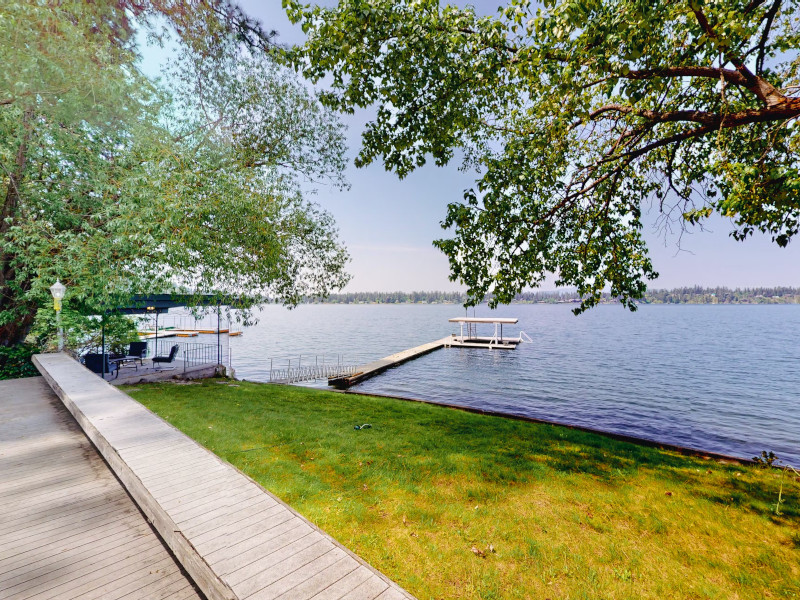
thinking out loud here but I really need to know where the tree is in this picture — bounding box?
[284,0,800,311]
[0,1,349,346]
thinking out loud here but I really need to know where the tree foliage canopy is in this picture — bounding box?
[285,0,800,310]
[1,0,349,346]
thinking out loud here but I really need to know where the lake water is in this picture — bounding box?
[229,303,800,466]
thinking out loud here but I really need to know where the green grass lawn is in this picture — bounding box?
[123,380,800,599]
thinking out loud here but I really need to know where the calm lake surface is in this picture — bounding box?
[229,303,800,466]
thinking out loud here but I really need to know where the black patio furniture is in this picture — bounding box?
[129,341,148,363]
[83,353,120,379]
[153,344,179,371]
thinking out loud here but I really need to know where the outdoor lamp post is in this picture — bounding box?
[49,280,66,352]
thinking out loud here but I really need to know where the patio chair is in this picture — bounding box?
[127,341,148,366]
[83,353,120,379]
[153,344,179,371]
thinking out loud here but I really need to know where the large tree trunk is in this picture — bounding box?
[0,309,37,347]
[0,110,35,347]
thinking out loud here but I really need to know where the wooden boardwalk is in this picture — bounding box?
[33,353,414,600]
[0,377,202,600]
[328,337,451,389]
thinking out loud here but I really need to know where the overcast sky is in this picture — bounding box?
[139,2,800,292]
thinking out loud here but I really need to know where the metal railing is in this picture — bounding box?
[267,354,360,384]
[150,340,226,373]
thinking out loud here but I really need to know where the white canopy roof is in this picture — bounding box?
[448,317,518,324]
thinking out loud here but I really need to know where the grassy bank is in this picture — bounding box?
[124,380,800,599]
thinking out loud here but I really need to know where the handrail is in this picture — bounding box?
[267,354,360,383]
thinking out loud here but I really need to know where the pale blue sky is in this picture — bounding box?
[139,2,800,292]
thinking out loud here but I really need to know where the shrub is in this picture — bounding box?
[0,344,40,380]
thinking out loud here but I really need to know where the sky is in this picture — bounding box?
[139,2,800,293]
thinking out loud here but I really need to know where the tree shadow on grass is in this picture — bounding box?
[378,409,799,522]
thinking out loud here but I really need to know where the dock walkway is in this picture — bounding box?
[328,337,451,389]
[0,377,202,600]
[32,353,414,600]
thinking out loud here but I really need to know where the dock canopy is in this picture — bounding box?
[448,317,519,324]
[114,294,252,315]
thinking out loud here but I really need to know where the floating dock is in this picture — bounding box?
[328,337,451,389]
[138,329,240,339]
[329,317,530,389]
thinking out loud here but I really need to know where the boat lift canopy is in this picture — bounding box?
[448,317,528,349]
[448,317,519,324]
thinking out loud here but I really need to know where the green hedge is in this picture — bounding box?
[0,344,40,380]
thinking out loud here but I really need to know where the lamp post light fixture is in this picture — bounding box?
[49,280,66,352]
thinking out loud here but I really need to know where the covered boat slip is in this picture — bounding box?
[447,317,531,349]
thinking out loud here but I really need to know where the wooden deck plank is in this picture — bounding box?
[0,440,70,458]
[271,556,359,600]
[0,502,136,555]
[0,377,201,600]
[373,587,411,600]
[142,461,232,491]
[0,509,138,563]
[20,541,168,600]
[3,534,157,596]
[0,493,130,538]
[75,555,180,600]
[4,534,161,598]
[32,353,415,600]
[124,446,215,476]
[0,451,81,477]
[0,524,149,585]
[0,518,138,568]
[199,509,298,559]
[118,576,200,600]
[166,479,260,514]
[155,470,249,505]
[305,567,375,600]
[171,486,264,525]
[218,526,317,581]
[87,560,184,600]
[169,583,207,600]
[232,539,331,599]
[2,475,110,509]
[0,465,99,496]
[119,439,203,466]
[182,494,278,540]
[0,521,142,577]
[118,436,196,460]
[247,549,348,600]
[344,576,391,600]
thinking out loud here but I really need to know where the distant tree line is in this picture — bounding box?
[642,286,800,305]
[306,287,800,306]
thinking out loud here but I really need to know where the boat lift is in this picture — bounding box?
[446,317,532,350]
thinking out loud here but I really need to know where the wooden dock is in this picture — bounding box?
[0,377,202,600]
[32,353,414,600]
[328,337,451,389]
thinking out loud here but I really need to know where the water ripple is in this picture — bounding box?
[231,304,800,466]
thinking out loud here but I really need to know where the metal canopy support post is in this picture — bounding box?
[101,314,106,378]
[154,311,159,359]
[217,304,221,366]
